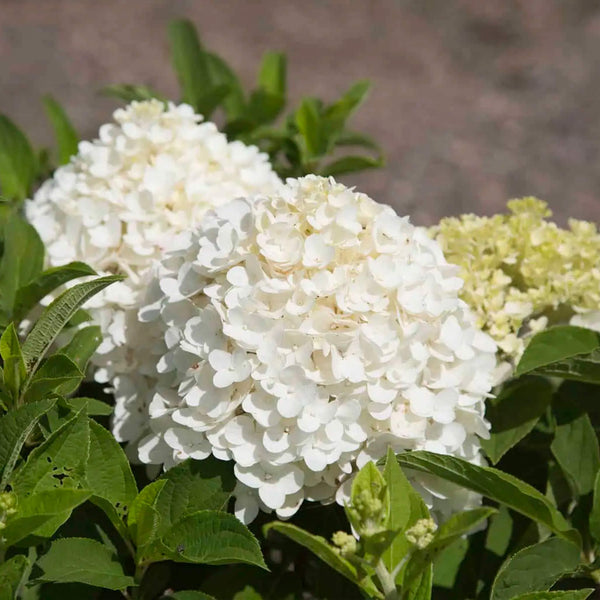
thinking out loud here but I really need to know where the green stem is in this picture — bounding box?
[374,560,399,600]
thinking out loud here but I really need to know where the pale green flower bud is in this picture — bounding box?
[405,518,437,550]
[331,531,358,557]
[0,492,17,515]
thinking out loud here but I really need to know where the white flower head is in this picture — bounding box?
[133,175,497,522]
[25,99,282,439]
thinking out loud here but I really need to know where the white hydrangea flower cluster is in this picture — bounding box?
[25,99,282,432]
[137,175,497,523]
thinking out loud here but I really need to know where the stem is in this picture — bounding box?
[374,560,400,600]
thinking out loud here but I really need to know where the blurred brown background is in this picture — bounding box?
[1,0,600,225]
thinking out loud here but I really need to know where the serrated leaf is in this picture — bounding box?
[516,326,600,377]
[396,451,580,547]
[0,215,44,317]
[11,412,89,495]
[168,19,213,114]
[128,480,167,555]
[85,419,137,538]
[13,262,96,323]
[0,114,37,201]
[101,83,166,103]
[154,458,235,536]
[64,397,112,416]
[264,521,382,598]
[3,489,91,546]
[320,155,382,177]
[21,274,124,375]
[42,95,79,165]
[481,377,554,464]
[490,538,582,600]
[0,555,29,598]
[161,510,267,569]
[22,354,83,403]
[512,591,594,600]
[36,537,135,590]
[0,398,55,489]
[551,411,600,496]
[54,325,101,395]
[0,323,26,401]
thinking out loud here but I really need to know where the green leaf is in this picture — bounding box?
[402,564,432,600]
[320,155,382,177]
[85,419,137,536]
[0,555,29,598]
[0,323,27,400]
[382,447,416,572]
[0,398,56,489]
[42,96,79,165]
[0,114,37,201]
[512,591,594,600]
[336,129,381,150]
[64,397,112,416]
[490,538,582,600]
[396,451,580,546]
[266,523,355,582]
[163,592,217,600]
[205,53,246,119]
[21,274,124,374]
[13,262,96,323]
[128,480,167,554]
[258,52,286,98]
[161,510,267,569]
[101,84,166,103]
[168,19,213,114]
[11,412,89,495]
[3,489,91,546]
[264,521,382,598]
[402,508,496,590]
[432,537,468,589]
[516,326,600,377]
[0,215,44,317]
[54,326,102,395]
[22,354,84,403]
[485,505,513,556]
[295,98,327,159]
[154,457,235,535]
[481,378,554,464]
[195,84,232,119]
[233,587,262,600]
[323,80,370,143]
[590,471,600,543]
[551,411,600,496]
[36,537,135,590]
[347,461,389,536]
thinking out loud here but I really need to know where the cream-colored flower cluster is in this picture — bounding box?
[25,100,282,437]
[136,176,497,522]
[432,197,600,370]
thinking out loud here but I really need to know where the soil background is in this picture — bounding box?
[1,0,599,225]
